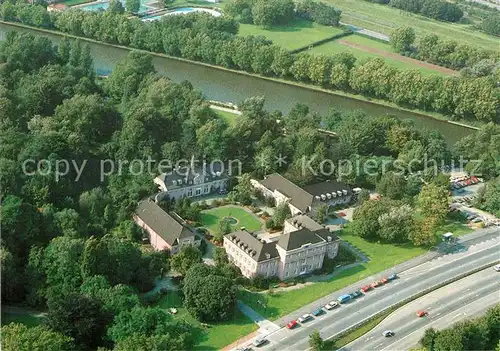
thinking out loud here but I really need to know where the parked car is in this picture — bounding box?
[380,277,389,284]
[371,281,382,288]
[388,273,398,281]
[416,310,427,317]
[337,294,352,304]
[361,285,372,293]
[287,320,298,329]
[312,308,324,316]
[351,290,363,298]
[494,264,500,272]
[298,314,313,323]
[325,301,339,310]
[382,330,395,337]
[253,338,267,347]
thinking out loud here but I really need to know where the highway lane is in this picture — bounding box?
[252,234,500,351]
[343,268,500,351]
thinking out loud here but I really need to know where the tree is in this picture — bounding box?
[481,15,500,36]
[183,263,237,322]
[309,330,324,351]
[378,204,415,243]
[417,183,449,224]
[46,293,111,349]
[376,171,407,200]
[214,247,229,268]
[269,202,291,229]
[421,327,437,350]
[107,0,125,13]
[108,306,193,347]
[170,245,203,276]
[1,324,73,350]
[390,26,416,53]
[351,199,393,241]
[357,189,371,206]
[125,0,140,13]
[228,174,254,205]
[252,0,295,27]
[314,204,328,224]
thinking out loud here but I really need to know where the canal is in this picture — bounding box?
[0,23,473,144]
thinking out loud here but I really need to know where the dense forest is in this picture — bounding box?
[0,0,499,123]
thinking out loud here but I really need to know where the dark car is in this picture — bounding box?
[351,290,363,298]
[312,308,324,316]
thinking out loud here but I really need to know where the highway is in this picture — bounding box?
[248,231,500,351]
[342,268,500,351]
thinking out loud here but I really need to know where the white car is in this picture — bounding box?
[494,264,500,272]
[324,301,339,310]
[298,314,313,323]
[383,330,395,337]
[253,338,266,347]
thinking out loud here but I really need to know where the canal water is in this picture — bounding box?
[0,23,473,144]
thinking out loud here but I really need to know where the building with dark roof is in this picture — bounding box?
[252,174,352,217]
[154,161,234,200]
[133,199,200,253]
[223,214,340,280]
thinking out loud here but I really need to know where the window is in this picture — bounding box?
[285,271,289,278]
[187,188,193,197]
[204,185,210,194]
[195,188,202,196]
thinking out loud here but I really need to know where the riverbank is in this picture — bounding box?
[0,21,481,132]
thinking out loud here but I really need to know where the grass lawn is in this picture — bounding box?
[157,290,257,350]
[214,109,240,127]
[322,0,499,50]
[238,19,345,51]
[435,220,473,238]
[1,312,45,327]
[239,227,425,320]
[200,206,263,234]
[309,35,451,76]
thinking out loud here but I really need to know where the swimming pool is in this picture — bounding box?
[142,7,222,21]
[78,0,152,13]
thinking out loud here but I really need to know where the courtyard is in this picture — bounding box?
[200,205,264,234]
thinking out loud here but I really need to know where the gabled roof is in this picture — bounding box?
[135,200,195,246]
[225,230,279,262]
[156,161,232,190]
[260,173,314,212]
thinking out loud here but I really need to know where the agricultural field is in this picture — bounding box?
[310,34,456,76]
[322,0,499,50]
[238,19,345,51]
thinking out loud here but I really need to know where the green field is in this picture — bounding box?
[157,291,257,350]
[310,34,452,76]
[239,227,426,319]
[238,19,345,51]
[323,0,499,50]
[215,109,240,126]
[200,206,263,234]
[60,0,94,5]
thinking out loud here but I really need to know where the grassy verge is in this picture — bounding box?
[310,34,452,76]
[323,0,499,50]
[156,290,257,350]
[214,109,240,126]
[238,19,345,51]
[325,307,395,349]
[200,206,263,234]
[239,228,426,319]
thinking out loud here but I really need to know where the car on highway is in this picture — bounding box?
[337,294,352,304]
[382,330,395,337]
[350,290,363,299]
[312,308,324,316]
[388,273,398,280]
[371,281,382,288]
[416,310,427,317]
[253,338,267,347]
[361,285,372,293]
[494,264,500,272]
[298,314,313,323]
[380,277,389,284]
[287,320,298,329]
[324,301,339,310]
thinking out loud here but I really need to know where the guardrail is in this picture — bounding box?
[326,260,500,348]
